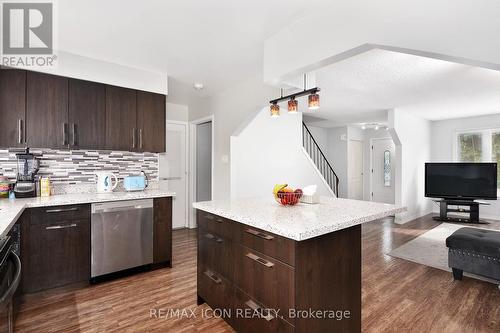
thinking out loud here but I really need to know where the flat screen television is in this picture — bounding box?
[425,163,497,200]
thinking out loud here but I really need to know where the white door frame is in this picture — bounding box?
[165,120,189,228]
[189,115,215,228]
[347,139,363,199]
[369,137,393,202]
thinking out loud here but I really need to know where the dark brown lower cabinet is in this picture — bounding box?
[18,199,173,294]
[153,197,173,267]
[196,210,362,333]
[21,205,90,293]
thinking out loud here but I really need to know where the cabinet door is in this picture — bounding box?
[137,91,166,152]
[68,79,106,150]
[0,68,26,148]
[153,197,172,266]
[22,206,90,293]
[26,71,69,148]
[105,85,137,151]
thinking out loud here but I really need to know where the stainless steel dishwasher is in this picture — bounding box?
[91,199,153,278]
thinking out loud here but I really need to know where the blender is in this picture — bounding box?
[14,148,39,198]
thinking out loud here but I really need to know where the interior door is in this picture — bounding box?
[159,123,188,229]
[371,138,395,204]
[348,140,363,200]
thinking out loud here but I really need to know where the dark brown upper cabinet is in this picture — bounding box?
[137,91,166,153]
[68,79,106,150]
[1,68,165,152]
[26,71,69,149]
[105,85,137,151]
[0,68,26,148]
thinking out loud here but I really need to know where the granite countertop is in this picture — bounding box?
[0,189,175,238]
[193,196,406,241]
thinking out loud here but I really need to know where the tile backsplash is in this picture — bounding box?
[0,148,159,184]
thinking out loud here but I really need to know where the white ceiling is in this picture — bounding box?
[301,49,500,126]
[58,0,328,102]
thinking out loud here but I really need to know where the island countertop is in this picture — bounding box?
[193,196,405,241]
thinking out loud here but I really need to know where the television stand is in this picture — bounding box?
[433,199,490,224]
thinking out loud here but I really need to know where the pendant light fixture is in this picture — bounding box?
[308,93,320,110]
[268,74,320,117]
[270,103,280,117]
[288,97,298,114]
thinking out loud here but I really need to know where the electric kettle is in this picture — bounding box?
[95,171,118,193]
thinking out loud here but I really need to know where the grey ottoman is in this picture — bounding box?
[445,227,500,287]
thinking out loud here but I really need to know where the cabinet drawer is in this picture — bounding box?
[29,204,90,224]
[236,223,295,266]
[198,229,233,279]
[233,287,294,333]
[234,245,294,322]
[198,265,233,314]
[197,211,232,238]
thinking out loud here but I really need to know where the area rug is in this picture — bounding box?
[388,223,500,284]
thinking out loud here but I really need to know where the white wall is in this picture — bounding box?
[230,109,333,199]
[16,50,168,94]
[326,127,348,197]
[264,0,500,84]
[390,110,432,223]
[189,74,277,200]
[306,125,328,153]
[431,113,500,219]
[166,102,189,122]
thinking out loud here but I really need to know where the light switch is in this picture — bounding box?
[221,155,229,164]
[340,134,347,141]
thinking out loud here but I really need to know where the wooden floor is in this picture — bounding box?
[14,215,500,332]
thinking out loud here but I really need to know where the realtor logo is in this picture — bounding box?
[1,1,56,67]
[3,2,53,54]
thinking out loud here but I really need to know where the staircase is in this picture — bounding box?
[302,122,340,197]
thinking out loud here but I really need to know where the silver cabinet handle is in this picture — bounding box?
[204,270,222,284]
[215,217,224,223]
[62,123,69,146]
[139,128,143,149]
[45,223,77,230]
[244,299,274,321]
[132,128,136,149]
[18,119,23,144]
[204,233,223,243]
[71,123,77,146]
[246,252,274,268]
[204,214,214,220]
[45,207,78,213]
[245,228,274,240]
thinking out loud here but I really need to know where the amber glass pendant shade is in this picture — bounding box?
[288,99,298,113]
[308,93,320,110]
[270,103,280,117]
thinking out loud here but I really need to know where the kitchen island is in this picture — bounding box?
[193,197,405,333]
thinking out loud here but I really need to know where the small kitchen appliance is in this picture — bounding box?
[14,148,39,198]
[123,172,148,192]
[95,171,118,193]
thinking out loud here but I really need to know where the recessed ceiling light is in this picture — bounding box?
[194,83,204,90]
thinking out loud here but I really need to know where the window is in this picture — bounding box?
[455,129,500,188]
[457,133,482,162]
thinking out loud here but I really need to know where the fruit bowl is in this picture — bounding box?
[276,191,302,206]
[273,184,303,206]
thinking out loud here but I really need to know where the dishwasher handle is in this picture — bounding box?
[91,200,154,214]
